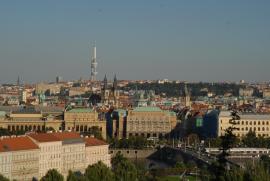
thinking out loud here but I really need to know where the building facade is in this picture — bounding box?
[0,136,39,181]
[28,133,62,179]
[218,111,270,137]
[0,109,63,133]
[64,108,106,139]
[0,132,111,180]
[126,107,177,138]
[85,137,111,167]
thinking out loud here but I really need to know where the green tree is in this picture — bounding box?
[40,169,64,181]
[67,170,77,181]
[111,152,137,181]
[85,161,114,181]
[214,110,240,180]
[67,170,88,181]
[0,174,9,181]
[242,131,257,147]
[83,126,103,140]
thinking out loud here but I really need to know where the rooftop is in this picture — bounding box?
[67,108,94,113]
[0,136,39,152]
[132,106,176,116]
[84,137,108,147]
[28,132,81,142]
[133,106,162,112]
[219,111,270,120]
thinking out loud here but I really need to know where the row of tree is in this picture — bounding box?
[206,130,270,148]
[123,82,249,97]
[109,136,154,149]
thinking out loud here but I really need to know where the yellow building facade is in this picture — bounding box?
[64,108,107,139]
[126,107,177,138]
[218,111,270,138]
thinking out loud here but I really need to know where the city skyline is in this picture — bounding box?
[0,1,270,83]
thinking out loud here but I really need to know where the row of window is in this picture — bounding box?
[221,120,270,126]
[128,133,165,138]
[221,127,270,132]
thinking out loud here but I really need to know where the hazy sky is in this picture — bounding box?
[0,0,270,83]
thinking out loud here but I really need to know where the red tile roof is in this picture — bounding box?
[28,133,61,142]
[28,132,81,142]
[51,132,81,141]
[0,136,39,152]
[84,137,108,147]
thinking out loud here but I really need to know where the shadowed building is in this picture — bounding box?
[122,107,177,139]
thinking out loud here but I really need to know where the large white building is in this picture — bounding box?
[0,132,111,180]
[0,136,39,181]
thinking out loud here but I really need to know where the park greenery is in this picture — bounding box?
[109,136,155,149]
[122,82,252,98]
[205,130,270,149]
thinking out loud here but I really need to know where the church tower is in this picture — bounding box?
[182,83,191,107]
[101,74,120,108]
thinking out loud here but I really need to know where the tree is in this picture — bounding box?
[67,170,88,181]
[67,171,77,181]
[40,169,64,181]
[83,126,103,140]
[214,110,240,180]
[85,161,114,181]
[111,152,137,181]
[0,174,9,181]
[242,130,257,147]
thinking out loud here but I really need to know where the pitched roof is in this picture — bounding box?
[67,108,94,113]
[28,132,81,143]
[84,137,108,147]
[0,136,38,152]
[51,132,81,141]
[28,133,61,142]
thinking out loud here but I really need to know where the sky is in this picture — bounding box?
[0,0,270,84]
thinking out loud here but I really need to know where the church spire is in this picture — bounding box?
[17,76,20,86]
[113,74,117,90]
[103,74,108,90]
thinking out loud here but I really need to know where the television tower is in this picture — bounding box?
[90,41,98,81]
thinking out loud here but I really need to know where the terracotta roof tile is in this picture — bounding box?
[51,132,81,141]
[28,133,61,142]
[28,132,81,142]
[84,137,108,147]
[0,136,38,152]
